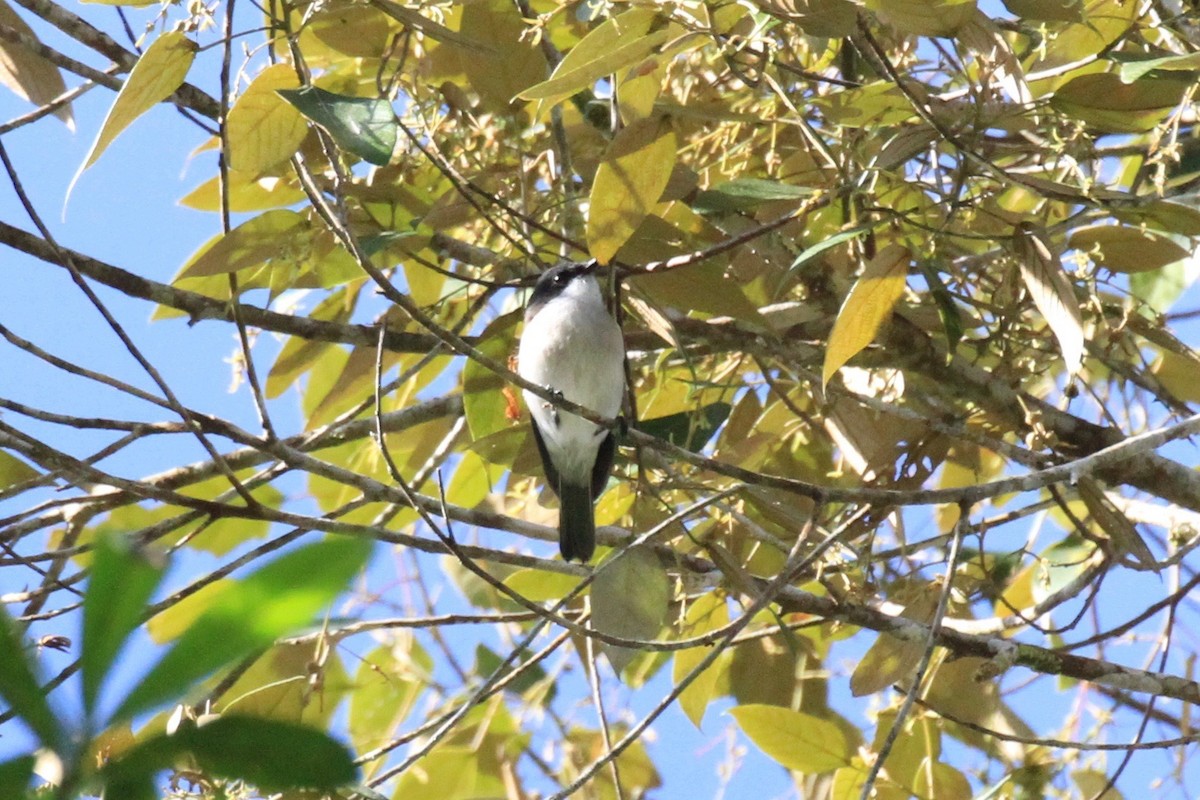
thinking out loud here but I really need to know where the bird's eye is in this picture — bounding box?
[554,272,567,284]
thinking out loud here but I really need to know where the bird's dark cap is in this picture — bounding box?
[525,260,599,319]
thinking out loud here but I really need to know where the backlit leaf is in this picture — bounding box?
[76,32,195,174]
[226,63,308,174]
[592,546,669,674]
[517,8,668,106]
[1051,73,1190,133]
[1077,478,1154,566]
[587,115,677,264]
[0,451,37,489]
[730,704,851,773]
[0,0,70,127]
[672,591,729,727]
[463,312,519,440]
[178,210,311,279]
[866,0,976,37]
[1068,225,1190,273]
[849,591,937,697]
[1013,224,1084,376]
[823,244,910,387]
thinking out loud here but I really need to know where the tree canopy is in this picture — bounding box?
[3,0,1200,797]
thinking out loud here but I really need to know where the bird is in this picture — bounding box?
[517,261,625,562]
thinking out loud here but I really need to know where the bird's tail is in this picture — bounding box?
[559,482,595,562]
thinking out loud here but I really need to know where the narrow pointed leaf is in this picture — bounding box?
[1014,223,1084,377]
[82,533,165,714]
[113,536,372,722]
[786,224,872,277]
[104,715,356,792]
[516,8,665,106]
[0,608,63,748]
[278,86,396,166]
[823,244,910,387]
[77,32,195,174]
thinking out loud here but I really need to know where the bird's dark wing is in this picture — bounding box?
[591,431,616,498]
[530,421,561,498]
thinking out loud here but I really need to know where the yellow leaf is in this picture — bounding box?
[0,451,38,488]
[517,8,667,106]
[730,704,852,773]
[226,63,308,175]
[77,32,195,174]
[1013,224,1084,376]
[0,0,71,127]
[457,0,546,112]
[822,244,910,387]
[1068,224,1190,273]
[177,210,311,279]
[849,591,937,697]
[180,171,305,212]
[587,115,676,264]
[912,757,973,800]
[866,0,976,36]
[1152,348,1200,404]
[672,592,730,727]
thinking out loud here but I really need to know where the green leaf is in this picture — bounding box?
[730,704,852,773]
[105,715,357,792]
[592,546,669,674]
[638,402,730,451]
[917,261,962,355]
[0,755,35,799]
[474,644,551,697]
[278,86,397,166]
[82,533,165,715]
[691,178,813,214]
[1000,0,1081,21]
[0,608,63,748]
[786,224,872,277]
[114,536,372,722]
